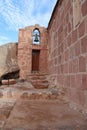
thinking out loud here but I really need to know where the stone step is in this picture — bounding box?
[28,73,49,89]
[32,83,49,89]
[30,76,46,80]
[28,73,48,79]
[31,79,48,83]
[29,73,48,76]
[31,79,49,84]
[31,82,49,89]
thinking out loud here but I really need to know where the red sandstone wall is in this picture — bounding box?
[18,24,48,79]
[48,0,87,112]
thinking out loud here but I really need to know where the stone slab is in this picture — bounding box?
[2,79,16,85]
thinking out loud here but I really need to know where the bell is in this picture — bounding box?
[34,34,39,42]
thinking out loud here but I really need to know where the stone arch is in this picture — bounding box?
[33,28,40,44]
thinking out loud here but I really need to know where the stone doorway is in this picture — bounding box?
[32,50,40,72]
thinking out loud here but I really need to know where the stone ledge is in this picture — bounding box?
[2,79,16,85]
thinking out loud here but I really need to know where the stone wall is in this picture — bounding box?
[18,24,48,79]
[48,0,87,113]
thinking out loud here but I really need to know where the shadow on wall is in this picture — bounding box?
[0,70,19,85]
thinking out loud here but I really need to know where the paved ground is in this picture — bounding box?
[0,81,87,130]
[0,98,87,130]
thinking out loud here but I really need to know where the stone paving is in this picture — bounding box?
[0,82,87,130]
[0,99,86,130]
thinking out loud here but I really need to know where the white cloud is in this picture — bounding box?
[0,35,10,45]
[0,0,57,30]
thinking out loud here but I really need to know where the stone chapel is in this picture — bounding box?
[18,24,48,79]
[18,0,87,113]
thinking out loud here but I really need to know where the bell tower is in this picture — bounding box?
[18,24,48,79]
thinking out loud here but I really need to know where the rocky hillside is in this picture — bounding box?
[0,43,19,81]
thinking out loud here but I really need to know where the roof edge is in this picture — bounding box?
[47,0,60,29]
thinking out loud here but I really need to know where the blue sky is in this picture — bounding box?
[0,0,57,45]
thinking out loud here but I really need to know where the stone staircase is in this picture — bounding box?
[0,80,59,100]
[0,74,60,100]
[28,73,49,89]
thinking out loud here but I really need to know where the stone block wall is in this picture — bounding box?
[18,24,48,79]
[48,0,87,112]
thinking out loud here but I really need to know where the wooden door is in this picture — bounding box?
[32,50,40,71]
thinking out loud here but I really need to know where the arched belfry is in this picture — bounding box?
[33,28,40,44]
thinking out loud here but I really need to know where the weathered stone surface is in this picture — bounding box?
[0,91,3,98]
[3,100,87,130]
[48,0,87,113]
[0,43,19,80]
[0,99,15,129]
[0,80,59,100]
[0,83,86,129]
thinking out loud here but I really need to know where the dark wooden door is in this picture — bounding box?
[32,50,40,71]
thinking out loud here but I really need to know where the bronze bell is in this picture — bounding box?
[34,34,39,42]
